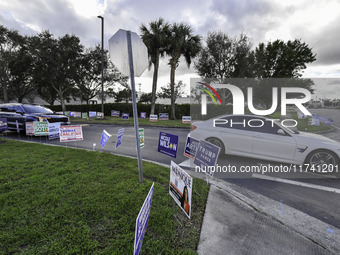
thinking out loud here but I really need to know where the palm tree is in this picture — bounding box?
[140,18,170,115]
[167,23,201,119]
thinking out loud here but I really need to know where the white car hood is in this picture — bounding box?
[296,131,340,146]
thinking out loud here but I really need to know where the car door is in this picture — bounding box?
[251,118,297,161]
[214,116,253,155]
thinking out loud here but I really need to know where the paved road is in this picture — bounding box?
[2,118,340,229]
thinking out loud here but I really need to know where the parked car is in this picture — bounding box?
[190,114,340,172]
[0,103,70,133]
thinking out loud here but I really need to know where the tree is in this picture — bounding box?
[166,23,201,119]
[252,39,316,108]
[140,18,170,115]
[0,25,22,102]
[253,39,316,78]
[7,35,35,102]
[77,46,128,104]
[139,92,153,104]
[30,31,84,111]
[157,80,186,103]
[194,32,254,104]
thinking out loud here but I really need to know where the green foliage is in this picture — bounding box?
[0,140,209,254]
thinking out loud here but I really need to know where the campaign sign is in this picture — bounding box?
[308,117,320,126]
[59,125,83,142]
[89,111,97,118]
[182,116,191,124]
[313,115,334,126]
[69,112,75,117]
[122,113,129,120]
[25,122,34,136]
[33,121,49,136]
[111,110,120,117]
[193,140,221,176]
[169,161,192,219]
[184,136,199,159]
[73,112,81,118]
[158,132,179,158]
[82,112,88,119]
[159,113,169,120]
[48,123,60,140]
[134,183,154,255]
[97,112,104,119]
[116,128,124,148]
[100,130,112,148]
[140,112,147,119]
[0,118,8,132]
[149,114,158,122]
[139,128,144,148]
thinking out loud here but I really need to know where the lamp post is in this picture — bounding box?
[97,15,104,115]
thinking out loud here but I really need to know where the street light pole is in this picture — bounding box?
[97,15,104,115]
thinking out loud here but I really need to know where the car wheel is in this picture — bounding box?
[305,150,339,173]
[206,137,225,154]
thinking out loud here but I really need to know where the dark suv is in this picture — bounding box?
[0,103,70,132]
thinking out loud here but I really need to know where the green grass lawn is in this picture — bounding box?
[0,139,209,254]
[70,116,191,128]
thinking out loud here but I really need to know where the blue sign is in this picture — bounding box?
[122,113,129,120]
[193,140,221,176]
[158,132,179,158]
[116,128,124,148]
[0,118,8,132]
[313,114,334,126]
[184,136,199,159]
[48,123,60,140]
[140,112,147,119]
[89,111,97,118]
[159,113,169,120]
[134,183,154,255]
[100,130,112,148]
[111,110,120,117]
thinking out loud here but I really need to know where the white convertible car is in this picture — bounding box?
[190,114,340,171]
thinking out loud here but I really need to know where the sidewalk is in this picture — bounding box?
[197,177,340,255]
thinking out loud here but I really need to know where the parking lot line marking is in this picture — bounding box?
[332,124,340,130]
[252,173,340,194]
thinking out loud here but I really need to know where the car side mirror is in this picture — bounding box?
[276,129,286,136]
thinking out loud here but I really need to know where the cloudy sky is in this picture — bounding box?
[1,0,340,98]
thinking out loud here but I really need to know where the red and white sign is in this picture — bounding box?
[59,125,83,142]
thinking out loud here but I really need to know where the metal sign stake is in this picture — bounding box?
[127,31,144,183]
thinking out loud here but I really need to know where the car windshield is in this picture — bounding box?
[22,105,54,114]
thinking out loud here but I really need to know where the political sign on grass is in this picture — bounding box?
[59,125,83,142]
[159,113,169,120]
[97,112,104,119]
[308,117,320,126]
[0,118,8,132]
[169,161,192,219]
[69,112,75,117]
[33,121,49,136]
[111,110,120,117]
[134,183,154,255]
[184,136,199,159]
[122,113,129,120]
[100,130,112,148]
[73,112,81,118]
[25,122,34,136]
[82,112,88,119]
[182,116,191,123]
[139,128,144,148]
[89,111,97,118]
[193,140,221,177]
[116,128,125,148]
[48,123,60,140]
[140,112,147,119]
[158,132,179,158]
[149,114,158,122]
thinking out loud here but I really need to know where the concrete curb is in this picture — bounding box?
[204,177,340,254]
